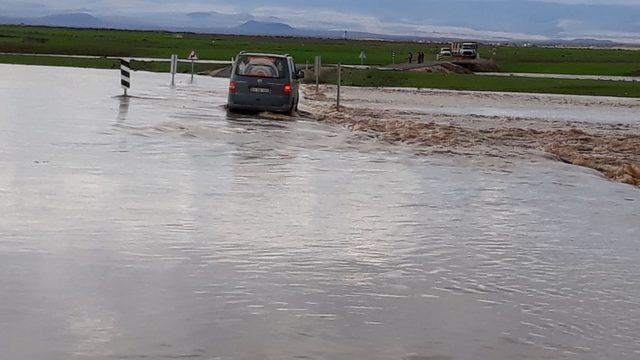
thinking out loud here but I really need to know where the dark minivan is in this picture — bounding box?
[227,52,304,114]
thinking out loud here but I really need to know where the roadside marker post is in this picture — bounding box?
[314,56,322,94]
[120,58,131,96]
[187,50,199,83]
[170,54,178,86]
[336,63,342,111]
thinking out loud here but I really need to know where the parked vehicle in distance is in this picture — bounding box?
[439,48,452,57]
[227,52,304,114]
[451,42,478,59]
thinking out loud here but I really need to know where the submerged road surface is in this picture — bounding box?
[1,64,640,360]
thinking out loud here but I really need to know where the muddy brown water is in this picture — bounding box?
[1,65,640,360]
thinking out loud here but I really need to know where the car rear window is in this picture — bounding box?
[236,56,288,78]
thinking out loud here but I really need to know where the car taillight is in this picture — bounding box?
[283,83,292,95]
[229,81,236,93]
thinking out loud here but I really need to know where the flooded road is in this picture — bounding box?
[321,85,640,124]
[1,64,640,360]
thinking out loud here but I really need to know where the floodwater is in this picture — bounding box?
[1,64,640,360]
[325,86,640,124]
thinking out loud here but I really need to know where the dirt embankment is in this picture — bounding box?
[409,62,473,74]
[303,88,640,186]
[388,59,498,73]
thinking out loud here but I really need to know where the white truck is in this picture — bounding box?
[451,42,478,59]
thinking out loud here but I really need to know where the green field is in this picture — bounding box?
[4,25,639,75]
[1,25,639,97]
[0,25,435,66]
[482,46,640,76]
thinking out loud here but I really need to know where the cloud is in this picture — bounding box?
[2,0,640,43]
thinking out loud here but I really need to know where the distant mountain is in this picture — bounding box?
[233,21,295,36]
[558,38,617,46]
[0,13,104,28]
[35,13,104,27]
[0,16,27,25]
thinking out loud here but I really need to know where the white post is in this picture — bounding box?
[336,63,341,111]
[170,54,178,86]
[315,56,321,94]
[191,59,195,83]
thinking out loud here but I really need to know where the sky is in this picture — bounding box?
[1,0,640,42]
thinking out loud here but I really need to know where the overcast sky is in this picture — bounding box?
[1,0,639,41]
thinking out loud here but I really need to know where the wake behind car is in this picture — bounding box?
[227,52,304,114]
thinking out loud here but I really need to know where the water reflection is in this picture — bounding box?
[116,95,130,122]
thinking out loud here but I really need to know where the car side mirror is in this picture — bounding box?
[296,70,305,79]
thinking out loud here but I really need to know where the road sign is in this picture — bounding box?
[187,50,199,83]
[359,51,367,65]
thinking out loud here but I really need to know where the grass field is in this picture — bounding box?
[3,25,640,76]
[482,46,640,76]
[0,25,435,66]
[1,25,639,97]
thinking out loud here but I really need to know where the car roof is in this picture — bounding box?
[238,52,290,59]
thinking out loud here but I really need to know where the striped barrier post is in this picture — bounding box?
[120,59,131,96]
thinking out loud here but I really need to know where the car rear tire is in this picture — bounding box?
[286,98,297,116]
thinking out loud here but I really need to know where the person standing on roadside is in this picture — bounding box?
[408,52,413,64]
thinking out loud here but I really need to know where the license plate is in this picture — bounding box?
[250,87,271,94]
